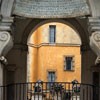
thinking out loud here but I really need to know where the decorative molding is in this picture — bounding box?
[0,16,14,55]
[0,17,14,31]
[88,17,100,34]
[0,17,14,66]
[0,16,14,86]
[27,43,81,48]
[0,56,8,65]
[88,17,100,64]
[90,31,100,64]
[0,32,9,41]
[0,31,13,56]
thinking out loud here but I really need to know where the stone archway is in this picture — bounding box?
[0,0,100,87]
[27,20,81,82]
[5,18,96,85]
[4,18,97,100]
[0,0,100,100]
[22,18,89,48]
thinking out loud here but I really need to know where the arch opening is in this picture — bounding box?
[27,21,82,83]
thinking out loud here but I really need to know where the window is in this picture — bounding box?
[64,56,74,71]
[49,25,56,43]
[48,71,56,88]
[48,71,56,82]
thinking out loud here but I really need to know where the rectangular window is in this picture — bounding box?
[48,71,56,82]
[48,71,56,88]
[64,56,74,71]
[49,25,56,43]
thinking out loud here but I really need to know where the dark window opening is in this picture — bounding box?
[64,56,74,71]
[49,25,56,43]
[48,71,56,88]
[48,71,56,82]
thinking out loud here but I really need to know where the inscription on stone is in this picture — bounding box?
[13,0,90,18]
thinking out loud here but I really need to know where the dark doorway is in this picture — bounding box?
[7,71,15,100]
[93,72,99,100]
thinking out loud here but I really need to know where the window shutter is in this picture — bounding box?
[72,57,75,70]
[64,57,66,70]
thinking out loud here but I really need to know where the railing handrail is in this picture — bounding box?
[1,82,100,88]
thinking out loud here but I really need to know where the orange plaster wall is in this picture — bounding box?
[37,46,81,83]
[29,47,38,82]
[28,22,81,83]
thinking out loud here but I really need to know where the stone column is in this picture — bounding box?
[89,17,100,64]
[0,31,13,84]
[88,17,100,100]
[0,0,15,100]
[0,17,13,100]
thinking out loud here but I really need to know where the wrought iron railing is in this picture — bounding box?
[0,82,99,100]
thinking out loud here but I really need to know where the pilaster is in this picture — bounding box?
[0,17,14,86]
[88,17,100,64]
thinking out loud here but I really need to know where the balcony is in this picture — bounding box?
[0,82,99,100]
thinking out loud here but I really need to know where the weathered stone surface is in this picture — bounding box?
[1,0,15,17]
[89,17,100,64]
[0,17,14,31]
[90,31,100,64]
[0,31,13,56]
[88,17,100,33]
[0,17,13,89]
[13,0,90,18]
[0,31,13,99]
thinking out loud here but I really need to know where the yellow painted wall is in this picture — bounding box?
[37,46,81,82]
[28,47,38,82]
[28,22,81,83]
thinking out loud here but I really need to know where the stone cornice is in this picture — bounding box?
[0,17,14,31]
[88,17,100,34]
[28,43,81,48]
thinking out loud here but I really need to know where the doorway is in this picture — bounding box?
[93,72,99,100]
[7,71,15,100]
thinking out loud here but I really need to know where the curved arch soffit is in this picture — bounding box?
[21,19,88,46]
